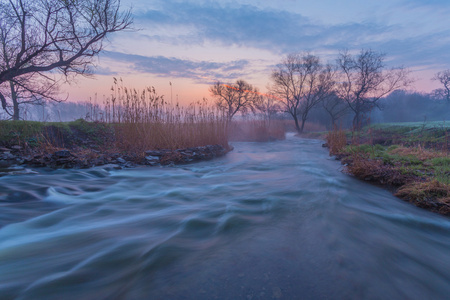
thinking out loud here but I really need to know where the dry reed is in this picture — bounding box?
[326,126,347,155]
[101,79,229,153]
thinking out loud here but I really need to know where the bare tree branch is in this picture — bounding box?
[433,70,450,102]
[335,49,411,129]
[0,0,133,119]
[210,80,261,122]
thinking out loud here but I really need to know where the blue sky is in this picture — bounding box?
[68,0,450,103]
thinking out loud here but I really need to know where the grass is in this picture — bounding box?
[364,121,450,151]
[0,120,46,147]
[0,119,114,149]
[326,122,450,216]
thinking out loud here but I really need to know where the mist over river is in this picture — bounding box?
[0,134,449,299]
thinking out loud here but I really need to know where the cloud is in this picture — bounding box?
[93,66,117,76]
[135,1,398,53]
[132,0,450,70]
[102,51,251,83]
[400,0,450,7]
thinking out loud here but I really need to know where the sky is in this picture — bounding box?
[65,0,450,105]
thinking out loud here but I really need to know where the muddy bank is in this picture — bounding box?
[0,144,231,176]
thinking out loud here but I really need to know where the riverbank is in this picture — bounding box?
[0,144,229,174]
[0,119,230,175]
[324,122,450,216]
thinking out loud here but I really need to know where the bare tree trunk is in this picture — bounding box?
[293,114,301,133]
[300,118,306,133]
[10,81,19,120]
[353,100,362,130]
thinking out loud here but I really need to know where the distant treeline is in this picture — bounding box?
[1,89,448,130]
[307,90,449,129]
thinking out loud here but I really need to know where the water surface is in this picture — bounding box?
[1,135,449,299]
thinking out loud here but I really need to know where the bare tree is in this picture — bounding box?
[433,70,450,102]
[254,95,281,122]
[210,79,261,121]
[0,0,132,120]
[321,92,349,128]
[270,53,335,133]
[336,49,410,129]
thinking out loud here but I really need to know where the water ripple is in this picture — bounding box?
[0,137,449,299]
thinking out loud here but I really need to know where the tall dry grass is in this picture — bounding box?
[101,79,229,153]
[326,126,347,155]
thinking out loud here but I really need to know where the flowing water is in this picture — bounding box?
[0,134,449,300]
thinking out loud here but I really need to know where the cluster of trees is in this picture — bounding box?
[0,0,132,120]
[210,49,417,132]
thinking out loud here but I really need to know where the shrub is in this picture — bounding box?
[326,127,347,155]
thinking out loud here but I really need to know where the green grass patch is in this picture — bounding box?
[341,143,449,185]
[327,121,449,215]
[0,119,114,149]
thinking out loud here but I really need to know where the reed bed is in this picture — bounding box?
[101,80,229,153]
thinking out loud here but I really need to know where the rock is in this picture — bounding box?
[0,142,231,171]
[1,152,15,160]
[124,162,135,168]
[23,156,33,162]
[53,150,71,158]
[145,155,160,161]
[145,150,168,156]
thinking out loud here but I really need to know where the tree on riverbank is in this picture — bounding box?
[321,92,350,128]
[335,49,410,129]
[270,53,335,133]
[210,80,261,121]
[0,0,132,120]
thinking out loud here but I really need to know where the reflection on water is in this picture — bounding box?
[0,135,449,299]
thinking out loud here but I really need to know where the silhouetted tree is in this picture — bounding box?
[254,95,281,122]
[335,49,410,129]
[0,0,132,120]
[433,70,450,102]
[321,92,349,128]
[210,80,261,121]
[270,53,334,133]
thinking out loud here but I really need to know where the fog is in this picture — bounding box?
[1,90,448,129]
[307,90,449,129]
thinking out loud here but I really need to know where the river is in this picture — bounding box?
[0,134,449,300]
